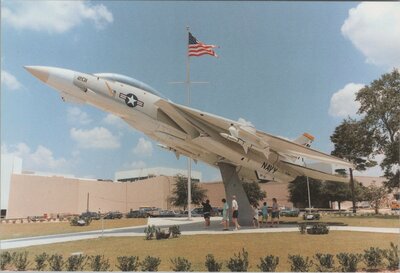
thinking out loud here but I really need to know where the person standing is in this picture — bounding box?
[271,198,280,227]
[232,195,241,230]
[201,199,212,228]
[221,198,229,231]
[253,204,260,228]
[261,201,269,227]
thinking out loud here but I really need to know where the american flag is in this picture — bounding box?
[188,32,218,57]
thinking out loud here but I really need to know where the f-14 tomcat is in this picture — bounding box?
[26,66,352,223]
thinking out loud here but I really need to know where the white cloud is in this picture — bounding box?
[103,114,130,130]
[67,107,92,125]
[1,70,22,90]
[329,83,364,118]
[2,1,113,34]
[341,3,400,68]
[133,137,153,157]
[2,142,68,171]
[70,127,120,149]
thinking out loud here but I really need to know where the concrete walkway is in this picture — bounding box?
[1,217,398,250]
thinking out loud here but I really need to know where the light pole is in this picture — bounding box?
[100,208,104,238]
[302,159,312,213]
[306,175,312,213]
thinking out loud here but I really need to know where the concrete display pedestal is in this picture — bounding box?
[218,162,254,226]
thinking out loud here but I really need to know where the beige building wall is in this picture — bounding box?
[7,174,176,219]
[8,173,386,219]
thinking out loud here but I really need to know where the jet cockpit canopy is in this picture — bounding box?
[94,73,166,99]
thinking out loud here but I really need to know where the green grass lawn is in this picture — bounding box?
[5,232,398,271]
[0,218,147,240]
[279,214,400,228]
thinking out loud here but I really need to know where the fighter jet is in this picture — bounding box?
[25,66,353,184]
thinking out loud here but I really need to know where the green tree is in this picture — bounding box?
[242,181,266,206]
[288,177,328,208]
[331,118,377,171]
[322,181,352,211]
[356,69,400,190]
[169,174,207,210]
[363,184,388,214]
[331,118,378,212]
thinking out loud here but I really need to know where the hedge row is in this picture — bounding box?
[0,243,398,271]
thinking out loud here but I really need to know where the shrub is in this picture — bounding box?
[0,251,12,270]
[11,251,30,271]
[88,255,110,271]
[34,252,48,271]
[169,225,181,238]
[141,256,161,271]
[288,254,313,272]
[298,223,307,234]
[314,253,334,272]
[170,257,192,271]
[307,223,329,235]
[363,247,384,270]
[156,227,171,240]
[66,254,88,271]
[205,254,222,272]
[257,255,279,272]
[226,248,249,272]
[48,254,65,271]
[382,242,400,270]
[336,253,362,272]
[144,225,156,240]
[116,256,140,271]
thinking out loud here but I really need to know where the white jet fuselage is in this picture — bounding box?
[25,66,353,183]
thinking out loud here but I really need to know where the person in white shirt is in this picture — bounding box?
[232,195,241,230]
[253,204,260,228]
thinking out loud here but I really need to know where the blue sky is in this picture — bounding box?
[1,1,399,181]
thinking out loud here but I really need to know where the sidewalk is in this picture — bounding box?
[1,217,398,250]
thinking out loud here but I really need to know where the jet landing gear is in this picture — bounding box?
[218,163,254,226]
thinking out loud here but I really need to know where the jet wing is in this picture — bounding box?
[281,161,350,183]
[165,101,353,168]
[255,131,354,168]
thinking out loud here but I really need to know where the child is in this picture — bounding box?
[253,204,260,228]
[261,201,269,227]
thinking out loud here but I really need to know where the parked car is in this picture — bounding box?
[139,207,161,217]
[303,212,320,220]
[279,208,300,217]
[104,211,123,219]
[126,210,142,218]
[181,209,203,217]
[80,211,101,220]
[159,210,177,217]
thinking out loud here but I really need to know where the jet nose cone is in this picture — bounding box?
[24,66,50,83]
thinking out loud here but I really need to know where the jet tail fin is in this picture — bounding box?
[294,133,315,147]
[284,133,315,163]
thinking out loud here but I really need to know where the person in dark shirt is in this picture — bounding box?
[201,199,212,228]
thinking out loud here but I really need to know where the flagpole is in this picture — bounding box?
[186,26,192,220]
